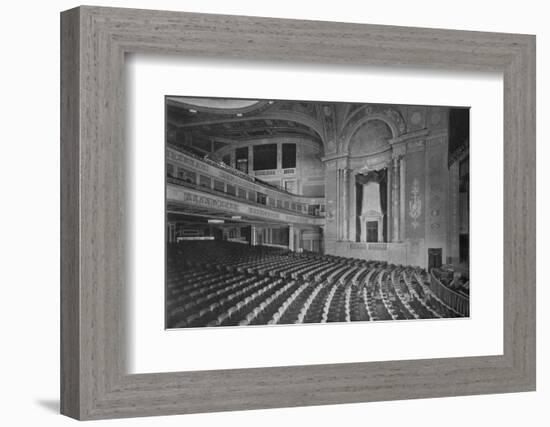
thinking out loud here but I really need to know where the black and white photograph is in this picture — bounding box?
[165,97,470,328]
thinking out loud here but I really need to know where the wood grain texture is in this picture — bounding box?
[60,7,80,419]
[60,5,536,420]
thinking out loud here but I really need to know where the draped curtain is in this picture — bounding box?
[356,181,362,242]
[354,169,387,242]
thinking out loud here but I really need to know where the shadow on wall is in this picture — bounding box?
[35,399,59,414]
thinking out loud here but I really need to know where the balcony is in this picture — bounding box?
[167,145,325,213]
[167,179,325,226]
[168,143,298,196]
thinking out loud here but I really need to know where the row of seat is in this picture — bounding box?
[166,241,466,328]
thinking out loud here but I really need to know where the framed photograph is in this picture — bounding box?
[61,6,536,420]
[163,96,470,330]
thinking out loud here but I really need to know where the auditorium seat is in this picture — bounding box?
[165,241,466,328]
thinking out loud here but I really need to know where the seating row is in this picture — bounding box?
[166,241,467,328]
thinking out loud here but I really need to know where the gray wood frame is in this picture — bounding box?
[60,5,536,420]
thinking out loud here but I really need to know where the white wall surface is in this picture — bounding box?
[0,0,547,425]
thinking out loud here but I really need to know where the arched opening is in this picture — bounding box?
[348,120,392,242]
[348,119,392,156]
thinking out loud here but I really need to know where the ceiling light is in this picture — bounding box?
[207,219,224,224]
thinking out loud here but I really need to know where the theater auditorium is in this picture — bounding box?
[165,97,470,328]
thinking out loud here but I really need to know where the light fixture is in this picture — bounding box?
[207,219,224,224]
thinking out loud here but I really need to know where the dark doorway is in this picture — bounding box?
[241,226,251,244]
[366,221,378,242]
[212,227,223,241]
[428,248,442,270]
[459,234,469,264]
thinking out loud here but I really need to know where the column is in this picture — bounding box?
[342,169,349,241]
[357,184,363,243]
[230,149,236,169]
[251,226,258,246]
[167,223,175,243]
[392,156,401,242]
[335,169,341,239]
[335,168,351,241]
[248,145,254,175]
[277,142,282,170]
[288,224,295,251]
[349,170,356,242]
[448,162,460,263]
[323,161,338,242]
[360,190,366,242]
[386,164,392,242]
[400,156,406,242]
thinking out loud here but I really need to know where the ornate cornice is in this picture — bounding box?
[388,128,430,145]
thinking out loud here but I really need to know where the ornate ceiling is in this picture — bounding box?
[166,97,325,153]
[165,97,411,157]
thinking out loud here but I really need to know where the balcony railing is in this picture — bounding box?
[167,176,323,218]
[255,169,277,176]
[168,143,299,196]
[429,269,470,317]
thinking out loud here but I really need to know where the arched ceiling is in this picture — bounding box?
[166,97,325,155]
[166,97,416,158]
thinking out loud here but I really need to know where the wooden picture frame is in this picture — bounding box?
[60,5,536,420]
